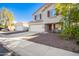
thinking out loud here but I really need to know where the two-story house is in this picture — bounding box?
[29,3,62,32]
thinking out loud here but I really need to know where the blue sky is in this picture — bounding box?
[0,3,44,22]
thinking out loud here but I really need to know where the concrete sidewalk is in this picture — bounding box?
[0,38,79,56]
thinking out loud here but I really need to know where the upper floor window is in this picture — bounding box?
[34,14,42,20]
[37,14,40,20]
[47,8,56,17]
[50,8,56,17]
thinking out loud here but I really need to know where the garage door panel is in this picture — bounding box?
[30,24,44,32]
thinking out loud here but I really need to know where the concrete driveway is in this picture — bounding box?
[0,32,79,56]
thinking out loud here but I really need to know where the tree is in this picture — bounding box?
[55,3,79,41]
[0,7,14,29]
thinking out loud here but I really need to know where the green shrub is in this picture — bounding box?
[61,26,79,41]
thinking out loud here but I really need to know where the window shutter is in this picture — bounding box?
[40,14,42,19]
[47,10,50,17]
[34,15,36,20]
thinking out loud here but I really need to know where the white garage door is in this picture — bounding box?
[15,26,24,31]
[30,24,44,32]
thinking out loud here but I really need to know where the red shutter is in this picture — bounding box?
[47,11,50,17]
[34,15,36,20]
[40,14,42,19]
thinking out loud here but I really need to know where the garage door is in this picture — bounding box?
[15,26,24,31]
[30,24,44,32]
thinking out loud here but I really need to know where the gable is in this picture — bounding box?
[33,3,55,15]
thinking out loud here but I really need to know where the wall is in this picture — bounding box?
[33,4,62,24]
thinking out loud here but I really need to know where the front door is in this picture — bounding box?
[45,24,52,32]
[48,24,52,32]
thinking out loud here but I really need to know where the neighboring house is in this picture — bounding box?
[29,3,62,32]
[14,22,29,31]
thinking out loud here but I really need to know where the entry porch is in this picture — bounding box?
[45,23,62,32]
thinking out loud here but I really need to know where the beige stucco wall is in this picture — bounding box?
[33,4,62,24]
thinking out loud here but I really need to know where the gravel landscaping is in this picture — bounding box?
[24,33,79,53]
